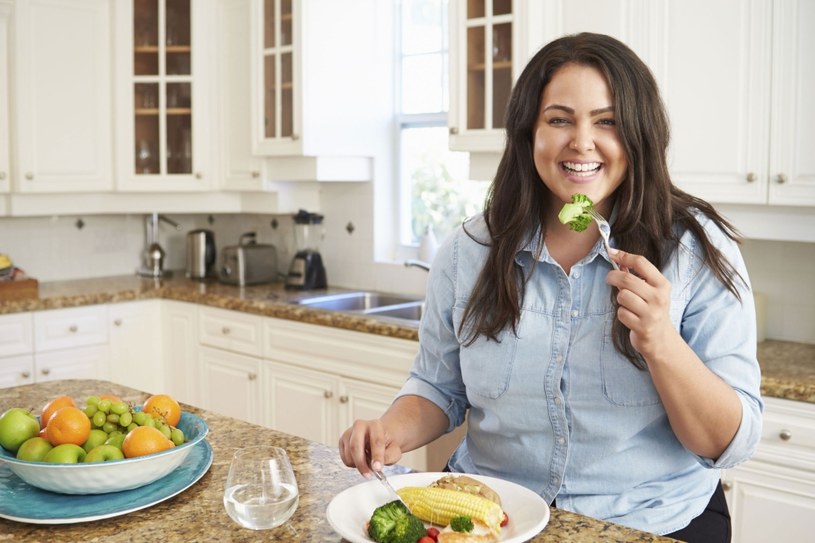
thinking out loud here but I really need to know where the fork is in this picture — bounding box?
[588,208,620,271]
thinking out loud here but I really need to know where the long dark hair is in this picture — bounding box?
[461,33,744,369]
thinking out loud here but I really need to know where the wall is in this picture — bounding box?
[0,215,812,343]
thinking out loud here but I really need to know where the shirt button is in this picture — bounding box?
[573,271,581,279]
[556,354,563,363]
[555,397,562,406]
[558,437,565,445]
[571,309,579,318]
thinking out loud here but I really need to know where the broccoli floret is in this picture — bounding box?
[450,515,474,533]
[557,193,594,232]
[367,500,425,543]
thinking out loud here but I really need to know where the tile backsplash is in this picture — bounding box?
[1,216,813,344]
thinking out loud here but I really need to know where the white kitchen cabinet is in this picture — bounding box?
[161,300,199,406]
[0,312,34,388]
[198,305,264,358]
[113,0,214,191]
[0,1,11,195]
[34,345,108,383]
[32,305,109,382]
[263,317,428,471]
[199,345,262,424]
[108,300,162,394]
[247,0,375,182]
[722,397,815,542]
[12,0,113,193]
[0,355,35,388]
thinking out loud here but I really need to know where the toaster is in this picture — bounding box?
[218,240,278,286]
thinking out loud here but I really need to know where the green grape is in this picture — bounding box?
[170,428,185,446]
[92,411,107,428]
[107,430,122,439]
[86,395,101,407]
[106,413,120,424]
[97,399,112,413]
[102,421,118,433]
[84,404,98,418]
[119,412,133,427]
[132,411,148,426]
[110,402,129,415]
[127,423,138,432]
[141,416,156,429]
[158,424,172,439]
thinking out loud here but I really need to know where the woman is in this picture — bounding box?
[339,33,762,542]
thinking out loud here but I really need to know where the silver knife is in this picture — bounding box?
[371,468,411,511]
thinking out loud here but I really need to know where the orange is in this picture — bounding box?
[122,426,175,458]
[40,395,77,430]
[46,406,91,446]
[98,394,123,403]
[142,394,182,427]
[38,427,48,440]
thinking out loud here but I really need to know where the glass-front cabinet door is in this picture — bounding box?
[116,0,211,190]
[251,0,300,155]
[449,0,518,152]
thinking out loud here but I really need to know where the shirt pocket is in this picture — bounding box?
[453,306,518,399]
[600,317,662,407]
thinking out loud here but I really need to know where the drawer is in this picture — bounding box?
[760,397,815,455]
[34,305,109,352]
[199,307,263,357]
[0,312,34,357]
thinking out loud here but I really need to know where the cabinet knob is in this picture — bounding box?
[25,172,34,180]
[248,372,257,381]
[251,171,260,178]
[195,172,203,179]
[41,368,50,376]
[323,390,333,399]
[745,172,756,182]
[449,127,458,135]
[291,133,300,141]
[68,325,78,333]
[113,319,122,326]
[339,395,349,404]
[21,371,30,379]
[721,481,731,492]
[775,173,787,184]
[779,429,792,441]
[0,171,6,180]
[221,326,231,335]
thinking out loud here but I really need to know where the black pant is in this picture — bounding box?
[665,480,731,543]
[550,480,731,543]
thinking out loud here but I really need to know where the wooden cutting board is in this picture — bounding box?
[0,278,39,300]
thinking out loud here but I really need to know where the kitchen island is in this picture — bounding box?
[0,380,677,542]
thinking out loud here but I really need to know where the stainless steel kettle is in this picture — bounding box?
[186,229,216,279]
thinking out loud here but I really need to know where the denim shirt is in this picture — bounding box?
[398,212,763,535]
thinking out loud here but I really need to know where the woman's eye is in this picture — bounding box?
[548,117,569,126]
[597,118,616,126]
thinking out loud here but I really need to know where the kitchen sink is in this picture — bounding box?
[289,291,425,324]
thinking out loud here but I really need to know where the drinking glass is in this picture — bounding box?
[223,446,299,530]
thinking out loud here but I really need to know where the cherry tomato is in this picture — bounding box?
[418,537,435,543]
[500,511,510,527]
[426,526,440,541]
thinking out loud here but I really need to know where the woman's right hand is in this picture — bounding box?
[338,417,403,477]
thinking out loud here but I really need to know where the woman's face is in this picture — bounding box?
[533,63,628,217]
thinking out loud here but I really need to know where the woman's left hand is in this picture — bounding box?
[606,249,675,361]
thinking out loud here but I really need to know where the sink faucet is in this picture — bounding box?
[137,212,182,278]
[404,259,430,272]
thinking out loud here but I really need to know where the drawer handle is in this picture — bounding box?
[779,429,792,441]
[248,372,257,381]
[222,326,231,335]
[41,368,50,376]
[721,481,731,491]
[323,390,333,399]
[339,395,349,404]
[113,319,122,326]
[69,325,78,333]
[21,371,30,379]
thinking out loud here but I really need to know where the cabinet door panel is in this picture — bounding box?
[162,301,199,406]
[0,355,35,388]
[663,0,771,203]
[108,301,162,394]
[0,313,33,358]
[34,345,108,383]
[199,346,260,424]
[14,0,112,192]
[262,360,336,445]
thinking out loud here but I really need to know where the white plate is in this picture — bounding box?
[326,472,550,543]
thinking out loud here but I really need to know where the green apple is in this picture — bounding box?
[84,444,125,463]
[104,433,126,450]
[43,443,87,463]
[16,437,54,462]
[0,408,40,452]
[82,429,109,453]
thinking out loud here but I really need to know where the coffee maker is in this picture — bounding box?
[285,210,327,290]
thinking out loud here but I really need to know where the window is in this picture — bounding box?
[397,0,489,247]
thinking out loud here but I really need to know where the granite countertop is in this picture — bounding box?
[1,275,814,403]
[0,380,677,542]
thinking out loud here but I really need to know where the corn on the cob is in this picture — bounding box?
[396,486,504,533]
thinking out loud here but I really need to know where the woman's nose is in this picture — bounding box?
[570,124,595,152]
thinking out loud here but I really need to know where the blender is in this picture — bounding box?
[285,210,327,290]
